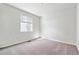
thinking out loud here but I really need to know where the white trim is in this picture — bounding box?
[41,37,76,46]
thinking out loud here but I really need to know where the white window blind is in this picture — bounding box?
[20,15,33,32]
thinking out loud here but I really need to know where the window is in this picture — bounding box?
[20,15,33,32]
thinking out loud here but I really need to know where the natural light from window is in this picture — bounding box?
[20,15,33,32]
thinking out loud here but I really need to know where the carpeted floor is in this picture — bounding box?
[0,39,78,55]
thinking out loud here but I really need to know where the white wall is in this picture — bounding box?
[77,3,79,50]
[42,7,76,45]
[9,3,76,45]
[0,4,40,48]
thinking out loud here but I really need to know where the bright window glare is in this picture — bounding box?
[20,15,33,32]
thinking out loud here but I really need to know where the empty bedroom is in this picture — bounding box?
[0,3,79,55]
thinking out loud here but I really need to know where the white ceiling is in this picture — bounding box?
[9,3,76,16]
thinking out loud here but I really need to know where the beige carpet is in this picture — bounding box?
[0,39,78,55]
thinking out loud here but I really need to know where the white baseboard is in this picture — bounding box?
[41,37,76,46]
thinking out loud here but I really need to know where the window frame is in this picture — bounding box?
[20,15,33,32]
